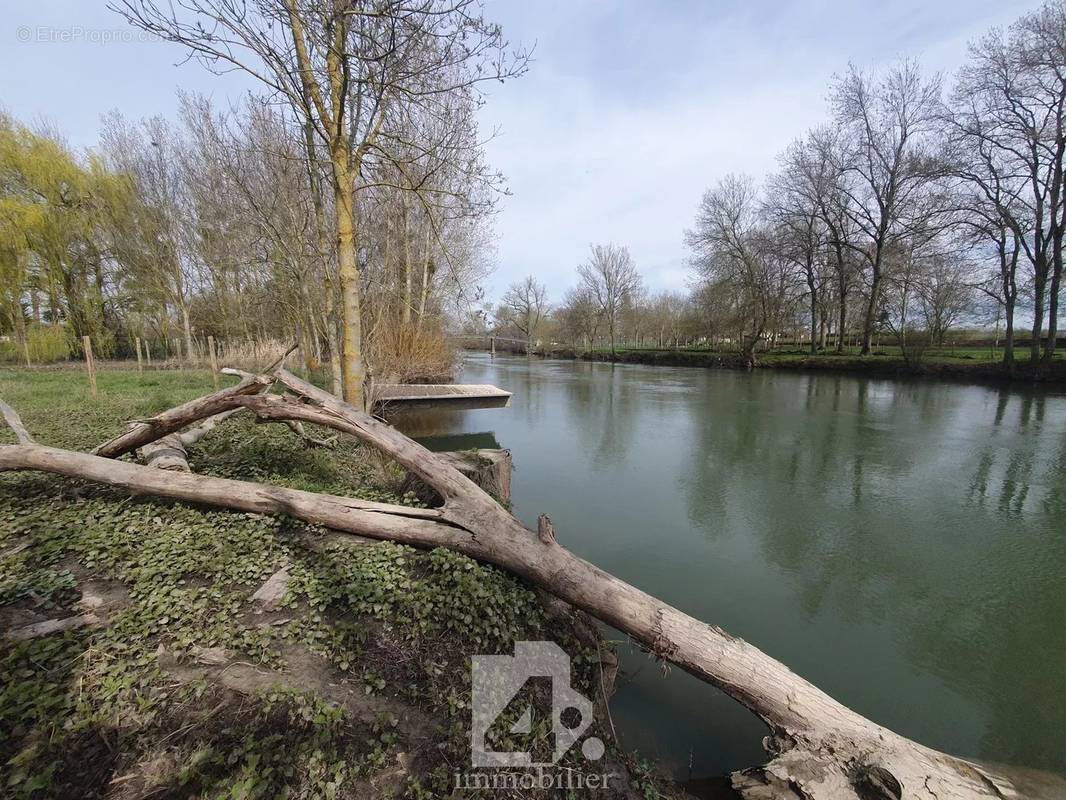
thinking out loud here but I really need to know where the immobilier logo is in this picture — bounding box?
[455,641,614,791]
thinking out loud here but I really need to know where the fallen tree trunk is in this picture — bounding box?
[137,408,335,472]
[93,372,272,458]
[2,376,1061,799]
[139,408,244,471]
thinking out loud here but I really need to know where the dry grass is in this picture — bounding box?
[367,322,456,385]
[201,337,295,372]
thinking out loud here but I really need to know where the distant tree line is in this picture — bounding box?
[489,0,1065,371]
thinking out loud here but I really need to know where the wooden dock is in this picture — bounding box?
[372,384,511,411]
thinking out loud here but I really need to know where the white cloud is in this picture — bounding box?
[476,0,1039,302]
[0,0,1042,304]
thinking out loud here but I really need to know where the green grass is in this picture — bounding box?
[0,369,219,450]
[0,369,660,799]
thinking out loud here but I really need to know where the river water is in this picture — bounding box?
[394,352,1066,781]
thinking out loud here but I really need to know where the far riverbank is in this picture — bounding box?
[467,344,1066,388]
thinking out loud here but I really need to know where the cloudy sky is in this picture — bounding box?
[2,0,1040,302]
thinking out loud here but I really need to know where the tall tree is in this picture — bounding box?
[114,0,526,406]
[577,243,642,356]
[953,1,1066,364]
[555,287,600,350]
[686,175,796,365]
[943,85,1028,370]
[499,275,548,354]
[0,116,128,354]
[832,61,943,355]
[100,113,199,360]
[767,140,833,354]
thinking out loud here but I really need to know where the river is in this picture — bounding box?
[394,352,1066,782]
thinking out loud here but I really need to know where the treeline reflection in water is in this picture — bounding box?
[395,354,1066,782]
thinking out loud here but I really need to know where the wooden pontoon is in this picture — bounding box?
[372,383,511,411]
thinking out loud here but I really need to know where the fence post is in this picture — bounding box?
[82,336,98,398]
[207,335,219,389]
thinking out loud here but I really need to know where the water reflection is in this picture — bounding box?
[397,353,1066,779]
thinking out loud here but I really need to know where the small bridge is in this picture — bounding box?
[449,334,531,354]
[373,383,512,412]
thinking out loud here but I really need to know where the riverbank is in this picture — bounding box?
[485,345,1066,387]
[0,370,682,799]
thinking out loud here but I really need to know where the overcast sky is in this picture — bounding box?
[1,0,1041,302]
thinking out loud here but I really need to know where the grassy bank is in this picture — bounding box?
[0,370,678,799]
[497,345,1066,386]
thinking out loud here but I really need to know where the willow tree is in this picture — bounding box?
[0,116,129,355]
[113,0,526,406]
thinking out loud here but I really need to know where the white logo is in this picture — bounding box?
[471,641,605,767]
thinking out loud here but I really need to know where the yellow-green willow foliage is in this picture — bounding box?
[0,114,131,360]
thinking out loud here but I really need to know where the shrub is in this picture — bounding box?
[0,322,73,364]
[367,321,455,384]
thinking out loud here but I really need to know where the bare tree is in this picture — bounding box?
[577,243,642,356]
[555,286,600,350]
[832,61,944,356]
[648,291,689,348]
[917,254,975,346]
[499,275,549,354]
[100,113,198,360]
[767,141,832,354]
[942,88,1028,370]
[952,1,1066,364]
[685,175,797,365]
[113,0,527,406]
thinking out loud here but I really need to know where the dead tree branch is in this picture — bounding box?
[0,400,34,445]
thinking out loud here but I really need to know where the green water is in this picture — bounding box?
[396,353,1066,781]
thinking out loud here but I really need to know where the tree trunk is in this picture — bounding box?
[1003,253,1017,374]
[837,292,847,354]
[332,153,365,409]
[809,281,818,356]
[10,302,30,366]
[138,409,244,471]
[418,226,433,327]
[1043,237,1062,363]
[860,270,881,356]
[834,242,848,355]
[742,329,762,368]
[402,196,413,326]
[179,300,195,364]
[325,311,343,399]
[94,372,272,458]
[1031,252,1047,364]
